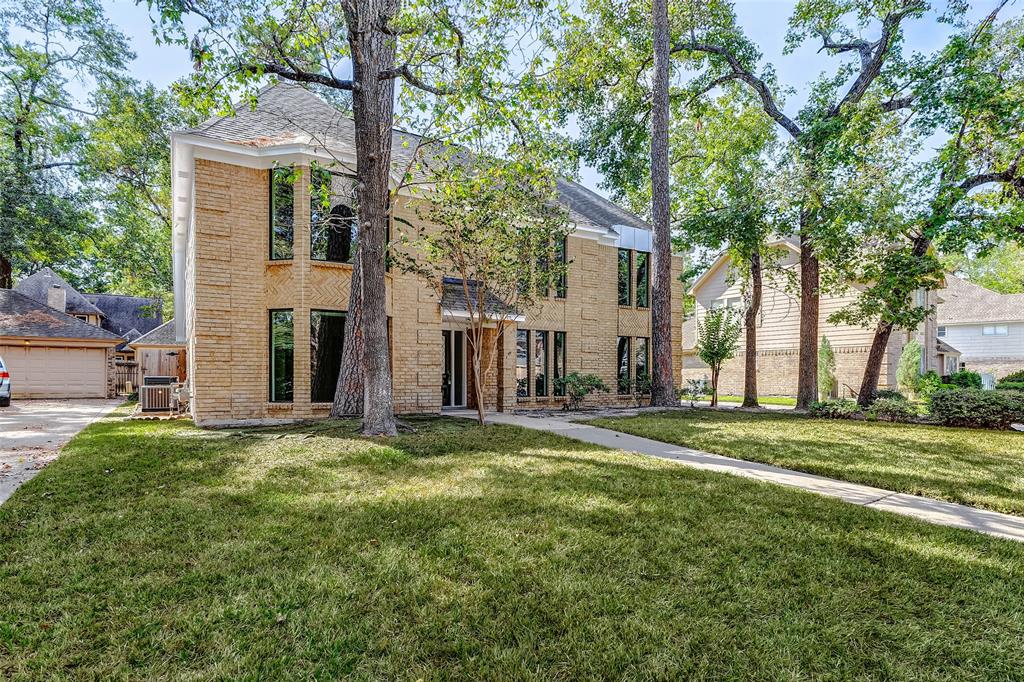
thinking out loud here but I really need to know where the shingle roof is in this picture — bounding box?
[440,278,519,319]
[936,339,961,355]
[938,274,1024,325]
[84,293,164,337]
[181,83,647,232]
[130,319,182,347]
[0,289,122,341]
[14,267,104,317]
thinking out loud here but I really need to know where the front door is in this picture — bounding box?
[442,330,466,408]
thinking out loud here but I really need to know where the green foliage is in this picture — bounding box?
[696,309,742,370]
[928,389,1024,430]
[818,337,837,400]
[874,389,907,402]
[677,378,709,407]
[917,370,943,398]
[809,399,861,420]
[555,372,610,411]
[998,370,1024,384]
[995,382,1024,391]
[867,398,918,424]
[896,340,923,396]
[632,372,651,408]
[943,243,1024,294]
[947,370,982,390]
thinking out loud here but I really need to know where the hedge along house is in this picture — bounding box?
[681,238,947,398]
[170,84,685,426]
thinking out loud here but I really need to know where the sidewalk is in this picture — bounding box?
[456,410,1024,543]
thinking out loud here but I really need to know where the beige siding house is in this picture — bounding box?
[169,84,684,425]
[682,240,946,397]
[938,275,1024,382]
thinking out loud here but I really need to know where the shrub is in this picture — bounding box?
[868,397,918,423]
[818,337,837,400]
[809,399,861,419]
[677,378,709,407]
[939,383,960,391]
[556,373,610,411]
[996,382,1024,391]
[917,370,942,397]
[632,373,652,408]
[947,370,983,389]
[874,389,906,402]
[896,340,923,395]
[998,370,1024,385]
[928,389,1024,430]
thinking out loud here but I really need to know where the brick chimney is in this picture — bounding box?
[47,284,66,313]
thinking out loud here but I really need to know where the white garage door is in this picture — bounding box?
[0,345,107,398]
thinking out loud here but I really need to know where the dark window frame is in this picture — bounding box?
[634,336,650,394]
[553,331,567,396]
[310,309,346,403]
[635,251,650,308]
[516,329,530,398]
[269,167,295,261]
[555,237,568,299]
[534,330,549,397]
[269,309,295,403]
[616,335,631,394]
[617,248,632,306]
[310,161,358,264]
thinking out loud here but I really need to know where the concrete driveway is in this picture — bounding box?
[0,399,122,504]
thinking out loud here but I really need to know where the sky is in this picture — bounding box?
[105,0,1006,197]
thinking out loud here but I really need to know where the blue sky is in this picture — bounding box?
[108,0,1006,196]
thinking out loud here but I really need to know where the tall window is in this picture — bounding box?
[270,167,294,260]
[616,336,631,394]
[534,330,549,397]
[516,329,529,397]
[555,237,567,298]
[310,310,346,402]
[634,337,649,393]
[635,251,649,308]
[617,249,632,306]
[553,331,567,396]
[310,162,358,263]
[269,310,294,402]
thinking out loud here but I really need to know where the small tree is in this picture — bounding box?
[399,156,570,425]
[896,339,923,397]
[695,308,741,407]
[818,337,837,400]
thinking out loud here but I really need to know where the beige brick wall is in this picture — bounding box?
[187,158,684,423]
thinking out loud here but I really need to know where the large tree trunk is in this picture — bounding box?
[347,0,399,435]
[857,319,893,407]
[649,0,676,406]
[331,248,364,416]
[796,226,820,409]
[741,249,762,408]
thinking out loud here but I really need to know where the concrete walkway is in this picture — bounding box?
[459,410,1024,543]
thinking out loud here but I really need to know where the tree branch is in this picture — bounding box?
[239,62,356,90]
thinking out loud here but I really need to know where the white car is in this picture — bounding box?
[0,355,10,407]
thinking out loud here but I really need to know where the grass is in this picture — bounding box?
[713,394,798,406]
[2,412,1024,679]
[587,409,1024,515]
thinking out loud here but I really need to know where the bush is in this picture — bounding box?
[874,389,907,402]
[947,370,983,389]
[998,370,1024,385]
[868,397,918,423]
[939,383,959,391]
[809,399,861,419]
[928,389,1024,430]
[556,373,610,411]
[996,382,1024,391]
[677,378,708,407]
[896,340,923,395]
[917,370,942,397]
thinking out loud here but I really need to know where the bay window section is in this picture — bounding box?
[516,329,529,397]
[616,336,631,394]
[635,251,649,308]
[534,330,549,397]
[310,310,346,402]
[617,249,632,305]
[310,162,358,263]
[553,332,566,396]
[269,310,294,402]
[270,167,295,260]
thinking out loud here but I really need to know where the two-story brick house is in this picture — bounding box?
[169,84,684,426]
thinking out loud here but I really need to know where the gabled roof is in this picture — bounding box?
[0,289,122,342]
[938,275,1024,325]
[130,319,183,348]
[688,238,800,295]
[14,267,105,317]
[180,83,648,233]
[85,293,164,337]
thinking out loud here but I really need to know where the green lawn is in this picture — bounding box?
[713,394,798,406]
[3,413,1024,679]
[587,409,1024,515]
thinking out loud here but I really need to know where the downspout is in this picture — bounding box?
[170,135,193,343]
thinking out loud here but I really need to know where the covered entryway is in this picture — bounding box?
[0,345,108,398]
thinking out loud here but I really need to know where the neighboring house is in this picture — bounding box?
[938,274,1024,381]
[169,83,685,425]
[682,239,948,398]
[0,289,122,398]
[84,293,164,363]
[15,268,106,326]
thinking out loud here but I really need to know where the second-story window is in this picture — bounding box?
[635,251,649,308]
[617,249,632,306]
[555,237,567,298]
[270,167,294,260]
[310,161,358,263]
